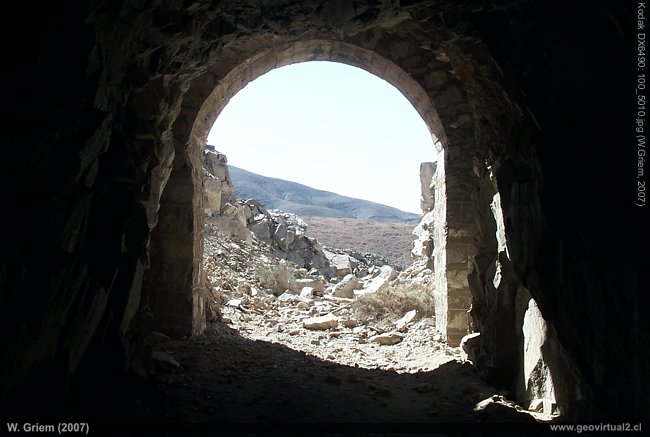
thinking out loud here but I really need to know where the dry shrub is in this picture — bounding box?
[256,260,299,295]
[353,282,435,322]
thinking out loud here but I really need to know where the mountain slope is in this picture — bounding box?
[229,166,420,223]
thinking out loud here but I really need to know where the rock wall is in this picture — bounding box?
[203,146,251,244]
[411,162,436,264]
[466,178,572,416]
[464,3,648,421]
[411,157,451,344]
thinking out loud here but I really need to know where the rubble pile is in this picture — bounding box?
[203,223,456,374]
[201,146,454,373]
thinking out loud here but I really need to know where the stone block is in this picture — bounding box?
[448,288,472,310]
[303,313,338,330]
[164,178,195,201]
[447,227,474,241]
[446,203,463,223]
[446,268,470,290]
[147,262,193,290]
[447,309,469,338]
[424,70,451,90]
[371,332,404,346]
[446,246,468,265]
[155,205,194,233]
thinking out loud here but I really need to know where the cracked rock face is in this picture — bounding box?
[203,146,252,244]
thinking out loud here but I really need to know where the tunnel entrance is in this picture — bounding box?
[145,40,476,347]
[199,59,453,372]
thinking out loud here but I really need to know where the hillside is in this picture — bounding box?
[302,216,415,269]
[229,166,420,223]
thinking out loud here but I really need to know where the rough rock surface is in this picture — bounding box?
[520,299,557,414]
[203,146,251,244]
[242,199,337,278]
[203,221,452,372]
[331,274,361,298]
[356,265,398,296]
[203,151,401,284]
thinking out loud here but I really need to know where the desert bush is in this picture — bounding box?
[256,260,299,295]
[352,282,435,322]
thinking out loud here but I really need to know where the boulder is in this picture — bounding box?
[303,313,338,330]
[325,250,355,276]
[299,287,314,299]
[355,265,396,296]
[241,202,337,278]
[395,309,417,332]
[371,332,403,345]
[272,219,288,247]
[278,292,297,303]
[249,218,272,243]
[226,299,242,307]
[331,274,360,298]
[297,278,325,292]
[342,319,358,328]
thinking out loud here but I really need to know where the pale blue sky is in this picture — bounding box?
[207,61,436,214]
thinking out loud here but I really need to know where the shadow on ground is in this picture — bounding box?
[2,322,560,435]
[117,322,557,435]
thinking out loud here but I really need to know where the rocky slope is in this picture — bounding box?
[204,146,414,276]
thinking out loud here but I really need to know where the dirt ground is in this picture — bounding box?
[126,309,555,435]
[119,226,558,435]
[303,216,415,268]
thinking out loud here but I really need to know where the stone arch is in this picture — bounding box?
[147,37,478,345]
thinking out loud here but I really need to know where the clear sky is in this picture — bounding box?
[207,61,436,214]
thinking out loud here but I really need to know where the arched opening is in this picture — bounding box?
[201,59,444,369]
[145,40,478,347]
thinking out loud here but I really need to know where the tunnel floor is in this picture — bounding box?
[124,319,555,433]
[118,223,559,432]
